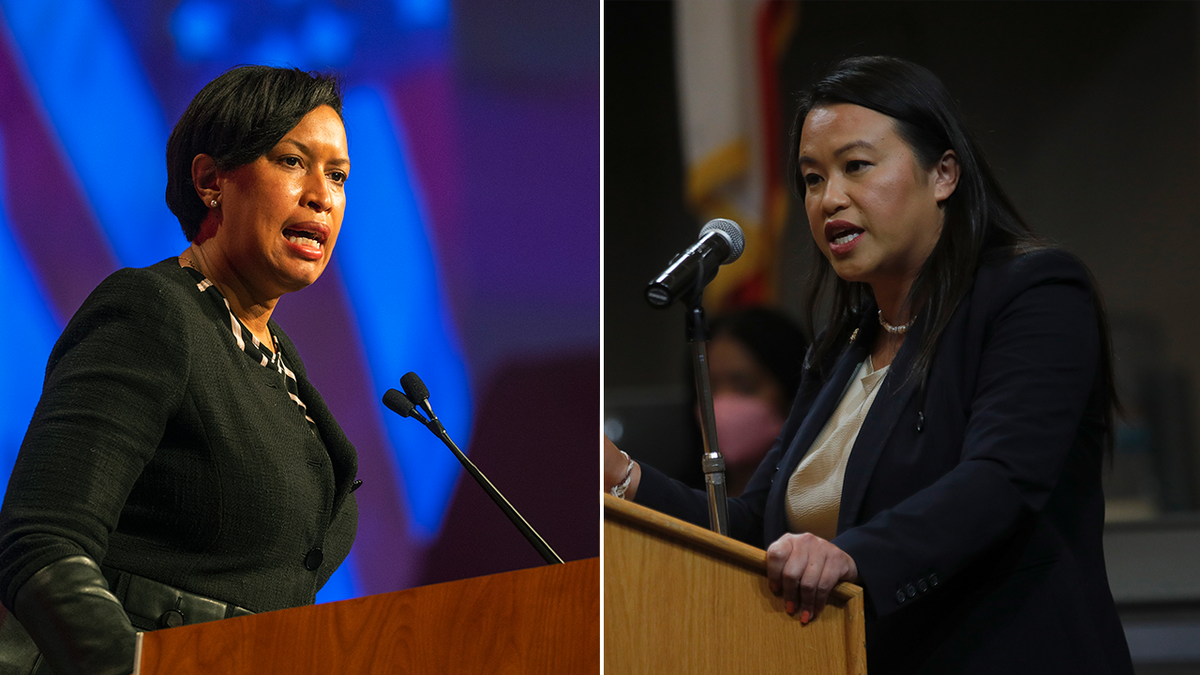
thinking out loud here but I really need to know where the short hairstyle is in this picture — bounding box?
[165,65,344,240]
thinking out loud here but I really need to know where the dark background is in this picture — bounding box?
[605,2,1200,671]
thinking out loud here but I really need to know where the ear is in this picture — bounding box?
[932,150,960,203]
[191,154,221,208]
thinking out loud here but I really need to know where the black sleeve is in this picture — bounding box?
[0,268,190,672]
[834,262,1100,619]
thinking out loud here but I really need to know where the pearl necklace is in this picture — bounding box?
[878,310,915,335]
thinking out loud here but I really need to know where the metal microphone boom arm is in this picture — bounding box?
[382,383,563,565]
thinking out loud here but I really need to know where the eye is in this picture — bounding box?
[845,160,871,173]
[281,156,302,168]
[329,170,348,185]
[803,172,822,188]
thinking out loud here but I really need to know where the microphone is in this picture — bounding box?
[645,218,745,308]
[382,388,427,424]
[400,372,433,420]
[385,372,564,565]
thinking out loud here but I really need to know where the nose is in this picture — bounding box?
[819,174,850,215]
[303,171,333,212]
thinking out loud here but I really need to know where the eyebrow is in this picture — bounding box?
[278,139,351,167]
[798,140,877,167]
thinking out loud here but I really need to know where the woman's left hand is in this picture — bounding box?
[766,532,858,624]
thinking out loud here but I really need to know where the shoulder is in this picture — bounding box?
[971,246,1095,314]
[84,259,199,314]
[977,246,1092,292]
[56,259,204,353]
[955,246,1103,368]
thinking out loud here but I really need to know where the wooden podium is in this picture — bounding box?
[605,495,865,674]
[133,557,599,674]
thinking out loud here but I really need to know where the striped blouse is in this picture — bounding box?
[181,265,318,434]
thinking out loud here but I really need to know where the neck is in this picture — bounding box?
[869,277,915,371]
[871,277,914,328]
[870,326,905,369]
[181,243,278,345]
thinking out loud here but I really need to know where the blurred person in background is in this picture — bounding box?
[696,308,807,497]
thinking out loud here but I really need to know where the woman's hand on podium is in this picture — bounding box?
[603,432,641,500]
[765,532,858,625]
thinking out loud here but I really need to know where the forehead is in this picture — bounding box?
[798,103,899,157]
[280,105,349,156]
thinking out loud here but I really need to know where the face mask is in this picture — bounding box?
[704,393,787,468]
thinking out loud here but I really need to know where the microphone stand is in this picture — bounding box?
[685,298,730,537]
[421,406,564,566]
[381,386,563,565]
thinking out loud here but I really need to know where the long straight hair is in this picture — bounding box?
[787,56,1116,448]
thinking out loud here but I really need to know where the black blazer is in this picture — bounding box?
[0,259,359,615]
[637,249,1132,674]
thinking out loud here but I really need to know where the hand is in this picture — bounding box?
[766,532,858,624]
[602,432,639,498]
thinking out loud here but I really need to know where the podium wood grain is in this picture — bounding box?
[605,495,865,675]
[134,557,599,674]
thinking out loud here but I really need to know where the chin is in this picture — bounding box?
[295,271,326,290]
[277,266,326,294]
[828,263,866,284]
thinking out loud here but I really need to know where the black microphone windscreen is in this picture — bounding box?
[400,372,430,402]
[382,389,416,417]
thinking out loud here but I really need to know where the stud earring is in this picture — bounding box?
[210,200,218,207]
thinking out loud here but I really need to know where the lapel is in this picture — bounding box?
[763,314,871,543]
[173,260,360,519]
[276,330,360,515]
[834,313,925,534]
[762,309,927,542]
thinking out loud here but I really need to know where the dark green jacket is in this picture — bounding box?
[0,258,359,616]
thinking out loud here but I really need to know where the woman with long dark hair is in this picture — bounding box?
[605,56,1132,673]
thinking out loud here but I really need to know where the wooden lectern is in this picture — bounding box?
[605,494,865,675]
[133,557,599,674]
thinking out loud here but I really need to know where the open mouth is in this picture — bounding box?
[283,225,328,250]
[824,221,864,255]
[831,230,861,246]
[826,223,864,244]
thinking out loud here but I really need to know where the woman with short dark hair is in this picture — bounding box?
[0,65,359,675]
[605,56,1132,674]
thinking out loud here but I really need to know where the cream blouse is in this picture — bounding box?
[784,358,889,540]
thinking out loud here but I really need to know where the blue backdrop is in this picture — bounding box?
[0,0,599,602]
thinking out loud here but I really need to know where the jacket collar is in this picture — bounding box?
[762,307,925,543]
[835,312,924,533]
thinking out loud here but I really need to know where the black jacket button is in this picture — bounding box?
[895,590,907,604]
[158,609,185,629]
[905,584,916,598]
[304,548,324,571]
[929,574,939,587]
[917,579,929,593]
